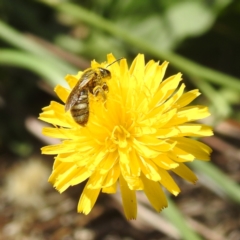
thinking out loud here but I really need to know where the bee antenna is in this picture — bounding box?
[106,58,124,68]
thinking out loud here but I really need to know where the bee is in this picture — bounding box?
[65,58,123,126]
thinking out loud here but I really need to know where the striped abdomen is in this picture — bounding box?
[70,89,89,126]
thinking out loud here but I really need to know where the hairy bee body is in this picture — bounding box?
[69,89,89,125]
[65,67,111,126]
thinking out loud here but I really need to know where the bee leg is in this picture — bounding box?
[93,86,106,100]
[102,82,109,92]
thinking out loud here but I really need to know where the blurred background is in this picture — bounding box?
[1,0,240,239]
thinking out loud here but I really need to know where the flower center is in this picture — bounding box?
[111,125,130,148]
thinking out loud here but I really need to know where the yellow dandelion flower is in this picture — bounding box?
[39,53,213,219]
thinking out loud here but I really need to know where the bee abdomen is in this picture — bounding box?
[70,91,89,125]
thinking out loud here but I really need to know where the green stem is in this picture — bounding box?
[192,161,240,204]
[0,49,66,87]
[163,197,203,240]
[45,2,240,91]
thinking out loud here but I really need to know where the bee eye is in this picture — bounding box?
[99,68,110,77]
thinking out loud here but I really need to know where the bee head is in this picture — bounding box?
[98,58,123,80]
[99,68,111,79]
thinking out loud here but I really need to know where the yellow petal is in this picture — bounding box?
[119,150,142,189]
[54,85,69,103]
[102,164,120,188]
[150,73,182,108]
[42,127,84,139]
[133,139,161,158]
[69,167,91,186]
[158,168,180,195]
[119,174,137,220]
[143,108,177,127]
[172,137,212,161]
[176,124,213,137]
[128,150,141,176]
[102,181,117,193]
[174,89,201,109]
[98,152,119,175]
[167,106,210,126]
[138,157,161,181]
[41,143,74,155]
[149,141,176,152]
[129,54,145,84]
[155,128,180,138]
[55,165,90,192]
[87,153,119,189]
[86,172,107,189]
[151,154,179,170]
[141,174,168,211]
[39,101,73,128]
[134,126,157,136]
[106,53,118,72]
[170,146,196,162]
[48,160,72,184]
[78,184,101,214]
[85,149,108,172]
[145,61,169,95]
[65,74,79,88]
[144,60,159,92]
[172,163,198,183]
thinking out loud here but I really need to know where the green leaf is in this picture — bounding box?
[165,1,215,41]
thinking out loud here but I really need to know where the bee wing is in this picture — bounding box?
[65,84,81,112]
[65,70,95,112]
[78,70,95,88]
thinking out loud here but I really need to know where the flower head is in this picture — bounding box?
[39,54,213,219]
